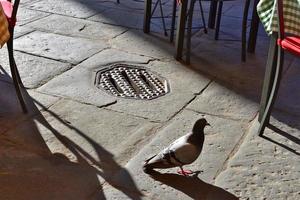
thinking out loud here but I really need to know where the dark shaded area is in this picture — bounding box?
[0,67,142,200]
[149,170,238,200]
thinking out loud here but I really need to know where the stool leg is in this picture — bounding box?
[186,0,196,64]
[170,0,177,42]
[198,0,207,34]
[214,1,223,40]
[258,43,284,136]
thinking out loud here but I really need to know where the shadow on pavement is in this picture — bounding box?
[0,68,143,199]
[261,124,300,156]
[149,170,238,200]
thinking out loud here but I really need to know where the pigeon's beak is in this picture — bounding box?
[206,123,211,127]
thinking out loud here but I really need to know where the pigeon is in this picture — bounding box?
[143,118,210,176]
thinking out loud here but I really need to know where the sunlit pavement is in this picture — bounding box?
[0,0,299,199]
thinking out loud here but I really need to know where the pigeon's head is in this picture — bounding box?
[192,118,210,133]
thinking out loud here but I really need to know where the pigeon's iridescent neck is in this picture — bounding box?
[188,130,204,144]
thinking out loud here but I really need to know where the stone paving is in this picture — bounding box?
[0,0,299,199]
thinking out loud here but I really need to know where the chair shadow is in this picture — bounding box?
[261,124,300,156]
[149,170,238,200]
[32,99,144,200]
[0,68,143,199]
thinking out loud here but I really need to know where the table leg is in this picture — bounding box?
[258,34,277,122]
[175,0,188,60]
[144,0,152,33]
[208,0,218,29]
[247,0,260,53]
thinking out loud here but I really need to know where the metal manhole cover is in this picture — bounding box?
[95,64,169,100]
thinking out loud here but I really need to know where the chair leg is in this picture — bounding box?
[258,46,284,136]
[170,0,177,42]
[214,1,223,40]
[175,0,188,60]
[241,0,251,62]
[186,0,196,64]
[7,29,27,113]
[144,0,153,33]
[258,34,278,122]
[198,0,207,34]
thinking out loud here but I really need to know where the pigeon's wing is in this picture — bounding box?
[144,148,180,169]
[170,142,200,165]
[144,133,200,169]
[166,134,190,150]
[162,133,201,165]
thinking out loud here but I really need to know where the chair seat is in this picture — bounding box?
[278,36,300,56]
[0,0,15,26]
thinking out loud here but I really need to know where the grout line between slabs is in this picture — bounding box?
[212,114,258,183]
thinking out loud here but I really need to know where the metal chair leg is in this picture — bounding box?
[186,0,196,64]
[198,0,207,34]
[170,0,177,42]
[214,1,223,40]
[7,29,27,113]
[158,0,168,36]
[175,0,188,60]
[258,34,278,122]
[242,0,251,62]
[144,0,153,33]
[258,43,284,136]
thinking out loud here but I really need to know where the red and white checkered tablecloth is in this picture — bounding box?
[0,3,10,48]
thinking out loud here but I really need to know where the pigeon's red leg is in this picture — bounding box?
[177,166,193,176]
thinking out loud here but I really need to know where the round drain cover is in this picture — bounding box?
[95,64,169,100]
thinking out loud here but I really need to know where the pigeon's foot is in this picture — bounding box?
[177,169,194,176]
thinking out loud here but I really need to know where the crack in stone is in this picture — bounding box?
[15,48,73,65]
[212,118,255,183]
[110,29,129,40]
[78,24,87,32]
[109,47,159,61]
[102,107,161,123]
[185,108,250,122]
[166,80,213,121]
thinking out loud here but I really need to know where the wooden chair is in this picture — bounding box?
[258,0,300,135]
[1,0,27,113]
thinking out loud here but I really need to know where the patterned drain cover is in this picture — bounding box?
[95,64,169,100]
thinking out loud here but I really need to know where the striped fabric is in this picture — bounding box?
[0,4,10,48]
[257,0,300,36]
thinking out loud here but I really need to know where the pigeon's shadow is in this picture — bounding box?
[149,171,238,200]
